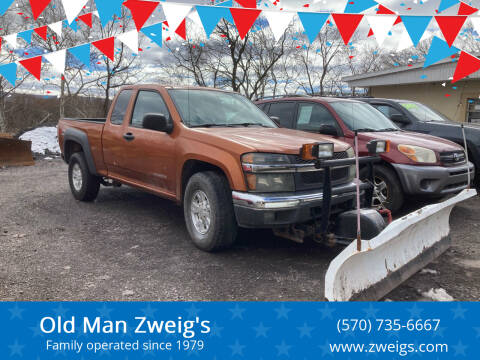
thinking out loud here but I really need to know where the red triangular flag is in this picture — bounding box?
[435,16,467,47]
[20,56,42,80]
[376,4,395,14]
[123,0,160,31]
[93,37,115,61]
[0,37,3,52]
[453,51,480,83]
[230,8,262,40]
[367,28,374,37]
[34,26,48,41]
[28,0,51,20]
[236,0,256,8]
[332,14,364,45]
[458,2,478,15]
[78,13,93,28]
[175,18,186,40]
[394,16,402,25]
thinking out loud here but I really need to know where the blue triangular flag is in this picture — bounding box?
[0,0,14,16]
[196,6,231,37]
[438,0,459,12]
[18,29,34,44]
[64,19,79,32]
[0,63,17,86]
[69,43,91,69]
[424,36,459,68]
[214,0,234,23]
[141,23,163,48]
[401,16,432,47]
[344,0,377,13]
[95,0,124,27]
[298,12,329,43]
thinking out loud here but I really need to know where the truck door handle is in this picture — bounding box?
[123,132,135,141]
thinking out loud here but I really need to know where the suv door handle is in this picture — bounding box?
[123,132,135,141]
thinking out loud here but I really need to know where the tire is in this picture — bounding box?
[365,164,404,214]
[68,152,100,202]
[183,171,238,252]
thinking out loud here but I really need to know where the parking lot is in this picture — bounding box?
[1,159,479,301]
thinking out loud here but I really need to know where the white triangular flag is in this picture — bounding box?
[397,27,414,51]
[44,49,67,74]
[48,21,63,37]
[470,17,480,36]
[263,10,295,42]
[161,3,192,32]
[117,30,139,54]
[61,0,89,24]
[366,15,397,46]
[188,9,203,27]
[4,33,17,48]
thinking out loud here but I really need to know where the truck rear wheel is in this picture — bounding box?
[68,152,100,202]
[184,171,238,252]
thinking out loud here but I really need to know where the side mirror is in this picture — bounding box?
[270,116,281,127]
[390,114,411,124]
[142,113,173,133]
[319,124,339,137]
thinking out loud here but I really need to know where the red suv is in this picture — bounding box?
[255,96,474,213]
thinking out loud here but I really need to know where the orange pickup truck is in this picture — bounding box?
[58,85,386,251]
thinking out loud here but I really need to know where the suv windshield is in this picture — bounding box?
[399,101,447,122]
[168,89,277,128]
[330,101,399,131]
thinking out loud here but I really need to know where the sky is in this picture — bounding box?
[3,0,480,99]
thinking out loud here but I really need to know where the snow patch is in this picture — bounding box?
[19,126,60,155]
[420,268,438,275]
[422,288,454,302]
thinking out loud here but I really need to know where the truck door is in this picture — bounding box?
[119,90,176,196]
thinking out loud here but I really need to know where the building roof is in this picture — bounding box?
[343,57,480,87]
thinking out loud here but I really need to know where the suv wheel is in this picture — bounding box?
[371,165,404,214]
[184,171,238,252]
[68,152,100,201]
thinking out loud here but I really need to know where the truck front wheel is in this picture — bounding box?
[68,152,100,202]
[184,171,238,252]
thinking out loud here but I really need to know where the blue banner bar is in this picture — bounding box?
[2,302,479,359]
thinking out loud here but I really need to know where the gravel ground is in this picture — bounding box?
[0,159,479,301]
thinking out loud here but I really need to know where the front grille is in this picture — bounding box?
[291,151,349,164]
[439,151,466,166]
[290,151,351,191]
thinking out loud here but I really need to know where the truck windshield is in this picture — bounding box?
[399,101,447,122]
[330,101,399,132]
[168,89,277,128]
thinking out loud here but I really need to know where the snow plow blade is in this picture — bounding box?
[0,134,35,167]
[325,188,477,301]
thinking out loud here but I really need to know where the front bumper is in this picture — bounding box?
[392,162,475,196]
[232,181,369,228]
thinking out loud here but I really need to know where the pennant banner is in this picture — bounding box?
[423,36,460,68]
[297,12,329,44]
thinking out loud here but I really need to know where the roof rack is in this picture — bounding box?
[254,94,311,101]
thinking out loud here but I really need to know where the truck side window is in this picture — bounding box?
[296,103,337,131]
[267,102,296,128]
[131,91,170,128]
[111,90,133,125]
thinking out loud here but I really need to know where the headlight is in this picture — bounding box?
[241,153,295,192]
[345,147,356,180]
[398,145,437,163]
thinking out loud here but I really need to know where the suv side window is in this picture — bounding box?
[131,91,170,128]
[267,102,296,128]
[296,103,337,131]
[110,89,133,125]
[372,104,402,120]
